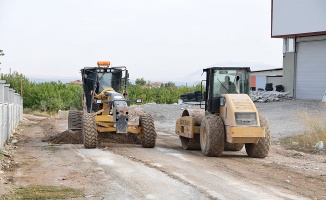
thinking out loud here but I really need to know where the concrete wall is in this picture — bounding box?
[272,0,326,37]
[283,35,326,98]
[282,52,296,97]
[267,76,283,90]
[0,80,23,149]
[251,69,283,91]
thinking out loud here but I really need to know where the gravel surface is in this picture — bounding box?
[136,99,326,139]
[134,103,202,133]
[255,99,325,138]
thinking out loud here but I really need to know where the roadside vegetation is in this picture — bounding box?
[280,106,326,153]
[1,72,201,113]
[9,185,84,199]
[128,78,202,104]
[1,72,83,113]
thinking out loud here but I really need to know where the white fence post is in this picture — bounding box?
[0,80,23,149]
[0,80,4,148]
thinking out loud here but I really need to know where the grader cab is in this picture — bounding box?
[175,67,271,158]
[68,61,156,148]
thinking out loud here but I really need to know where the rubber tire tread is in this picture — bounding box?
[82,113,97,149]
[245,115,271,158]
[224,143,244,151]
[68,110,83,130]
[140,114,157,148]
[68,112,72,129]
[200,114,225,157]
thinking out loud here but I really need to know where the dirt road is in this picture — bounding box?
[1,113,325,199]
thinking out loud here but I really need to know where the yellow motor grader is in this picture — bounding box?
[68,61,156,148]
[175,67,270,158]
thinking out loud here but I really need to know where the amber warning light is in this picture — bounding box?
[97,61,111,67]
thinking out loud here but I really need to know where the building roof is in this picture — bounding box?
[151,82,163,87]
[251,68,283,77]
[66,80,82,85]
[251,68,283,73]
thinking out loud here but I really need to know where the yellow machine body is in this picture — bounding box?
[175,116,200,138]
[76,62,157,149]
[220,94,265,144]
[175,94,265,144]
[89,88,143,136]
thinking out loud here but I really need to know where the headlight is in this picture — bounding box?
[235,112,257,126]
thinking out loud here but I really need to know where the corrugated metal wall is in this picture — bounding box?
[296,40,326,100]
[0,80,23,149]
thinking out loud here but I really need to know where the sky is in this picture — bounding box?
[0,0,283,82]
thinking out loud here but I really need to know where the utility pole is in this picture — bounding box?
[20,75,23,96]
[0,50,4,77]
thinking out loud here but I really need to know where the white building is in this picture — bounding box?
[272,0,326,100]
[250,68,283,91]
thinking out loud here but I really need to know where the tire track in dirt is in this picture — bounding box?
[105,132,312,199]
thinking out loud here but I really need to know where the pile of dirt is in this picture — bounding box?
[40,117,83,144]
[42,130,83,144]
[39,116,140,145]
[98,132,141,147]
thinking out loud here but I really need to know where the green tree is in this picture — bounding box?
[1,71,32,103]
[1,71,83,112]
[165,81,176,89]
[127,79,204,104]
[135,78,146,86]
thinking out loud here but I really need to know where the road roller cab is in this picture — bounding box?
[175,67,271,158]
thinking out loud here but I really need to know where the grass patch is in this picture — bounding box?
[280,104,326,153]
[9,185,84,199]
[23,108,35,114]
[23,108,57,117]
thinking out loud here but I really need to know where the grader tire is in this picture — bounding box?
[139,114,156,148]
[180,135,201,150]
[82,113,97,149]
[245,115,271,158]
[224,143,244,151]
[68,110,82,130]
[200,114,225,157]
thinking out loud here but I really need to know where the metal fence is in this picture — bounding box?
[0,80,23,149]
